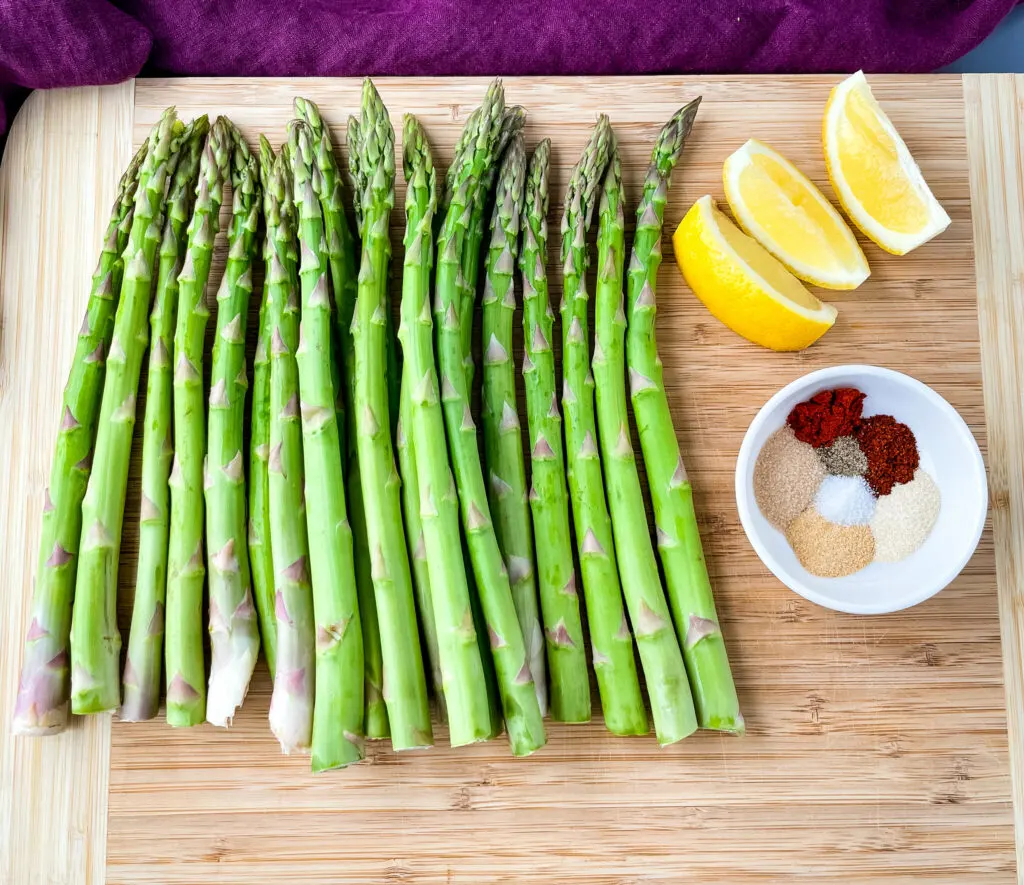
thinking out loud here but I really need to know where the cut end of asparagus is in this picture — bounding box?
[269,668,314,754]
[206,645,260,728]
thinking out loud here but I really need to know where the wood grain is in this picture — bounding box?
[0,75,1017,884]
[965,73,1024,880]
[0,84,134,885]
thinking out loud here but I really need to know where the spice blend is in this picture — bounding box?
[753,426,826,531]
[787,387,865,448]
[753,385,941,578]
[818,435,868,477]
[856,414,919,495]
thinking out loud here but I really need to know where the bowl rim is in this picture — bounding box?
[734,364,988,615]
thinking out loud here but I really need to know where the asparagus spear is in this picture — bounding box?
[436,82,546,755]
[398,115,491,746]
[555,121,647,734]
[264,149,317,753]
[481,132,549,717]
[120,118,208,723]
[337,103,390,739]
[445,99,524,740]
[69,109,186,715]
[350,80,433,751]
[249,137,278,677]
[12,142,148,734]
[287,121,366,769]
[457,106,526,388]
[593,142,697,745]
[203,126,262,726]
[163,118,231,727]
[625,101,742,733]
[396,376,446,718]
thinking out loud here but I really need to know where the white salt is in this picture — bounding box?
[870,468,941,563]
[814,474,876,526]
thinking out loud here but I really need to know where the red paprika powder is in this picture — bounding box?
[786,387,865,448]
[856,414,919,496]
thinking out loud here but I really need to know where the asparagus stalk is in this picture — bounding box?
[264,148,317,753]
[593,142,697,745]
[336,103,390,739]
[626,101,742,733]
[396,375,446,718]
[286,121,366,769]
[13,142,148,734]
[350,80,433,751]
[436,82,546,755]
[163,118,231,726]
[69,109,186,715]
[444,99,522,740]
[249,137,278,677]
[398,115,492,746]
[203,126,262,726]
[120,118,208,723]
[554,121,647,734]
[481,133,549,717]
[457,106,526,388]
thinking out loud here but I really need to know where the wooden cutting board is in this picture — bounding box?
[1,74,1023,884]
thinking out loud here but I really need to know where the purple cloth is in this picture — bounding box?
[0,0,1018,140]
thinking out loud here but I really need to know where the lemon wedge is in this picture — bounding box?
[823,71,950,255]
[674,195,837,351]
[723,139,869,290]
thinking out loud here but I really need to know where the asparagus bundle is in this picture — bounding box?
[289,120,366,770]
[350,80,433,751]
[204,126,262,726]
[593,142,697,745]
[70,109,186,715]
[625,101,742,733]
[163,118,231,727]
[13,142,148,734]
[555,121,646,733]
[436,81,546,756]
[249,137,279,677]
[121,117,208,723]
[398,115,493,746]
[481,133,549,718]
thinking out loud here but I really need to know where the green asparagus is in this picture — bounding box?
[436,82,546,755]
[593,142,697,745]
[13,141,147,733]
[555,121,646,734]
[625,101,742,733]
[70,109,186,715]
[396,374,446,718]
[121,118,208,723]
[482,132,549,717]
[204,125,262,726]
[344,101,391,741]
[250,137,278,677]
[164,118,231,726]
[446,100,525,740]
[398,114,493,746]
[288,121,366,769]
[350,79,433,751]
[265,148,316,753]
[457,106,526,388]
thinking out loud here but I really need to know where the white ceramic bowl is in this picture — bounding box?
[735,365,987,614]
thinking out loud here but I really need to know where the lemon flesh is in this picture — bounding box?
[724,139,869,289]
[824,71,950,255]
[674,195,837,352]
